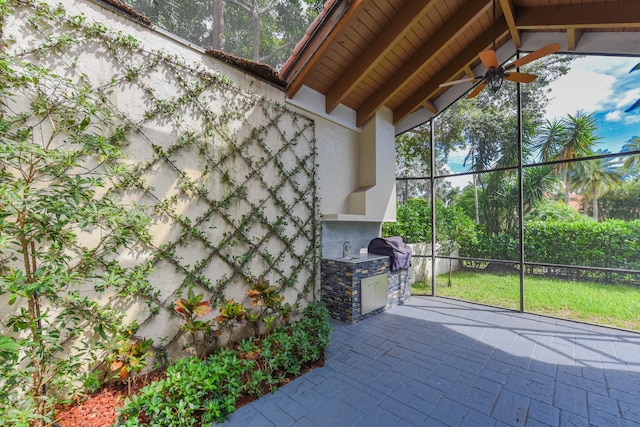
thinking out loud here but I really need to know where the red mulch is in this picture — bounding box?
[54,358,324,427]
[54,371,165,427]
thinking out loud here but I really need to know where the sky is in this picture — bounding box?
[443,54,640,189]
[545,55,640,152]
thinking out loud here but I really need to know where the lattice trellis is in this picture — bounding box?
[4,0,319,348]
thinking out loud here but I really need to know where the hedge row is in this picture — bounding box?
[460,220,640,270]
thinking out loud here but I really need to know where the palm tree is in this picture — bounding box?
[621,136,640,174]
[522,165,556,215]
[572,150,623,221]
[535,112,598,204]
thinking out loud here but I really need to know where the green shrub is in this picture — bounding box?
[383,198,431,243]
[525,200,593,222]
[525,220,640,269]
[117,350,247,426]
[116,301,332,426]
[383,199,477,249]
[460,231,519,261]
[458,219,640,271]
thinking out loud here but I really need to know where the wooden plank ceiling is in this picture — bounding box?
[280,0,640,130]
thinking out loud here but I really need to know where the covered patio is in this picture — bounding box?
[226,297,640,426]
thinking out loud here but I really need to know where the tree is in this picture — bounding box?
[621,136,640,175]
[125,0,323,68]
[534,111,599,204]
[395,124,452,202]
[0,55,152,425]
[126,0,212,47]
[432,54,574,233]
[522,165,557,215]
[572,150,623,221]
[525,199,592,222]
[598,179,640,220]
[396,126,431,202]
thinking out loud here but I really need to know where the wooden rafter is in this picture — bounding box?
[516,1,640,30]
[283,0,361,99]
[422,100,438,115]
[325,0,439,114]
[567,28,584,51]
[498,0,520,48]
[393,19,509,125]
[463,65,475,78]
[356,0,491,128]
[279,0,640,133]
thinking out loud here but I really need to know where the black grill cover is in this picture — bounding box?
[368,236,412,271]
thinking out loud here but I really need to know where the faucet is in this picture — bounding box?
[342,241,351,258]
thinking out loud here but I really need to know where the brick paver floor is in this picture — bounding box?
[224,297,640,426]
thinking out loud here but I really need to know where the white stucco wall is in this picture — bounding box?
[290,101,397,223]
[408,244,461,283]
[313,117,361,216]
[1,0,318,361]
[2,0,399,367]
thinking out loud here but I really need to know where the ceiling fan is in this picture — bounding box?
[440,0,560,99]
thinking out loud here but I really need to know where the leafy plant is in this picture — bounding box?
[117,301,332,425]
[260,301,331,376]
[117,350,248,426]
[215,299,248,344]
[109,338,154,395]
[0,335,20,362]
[1,2,320,424]
[245,276,296,334]
[246,276,283,312]
[0,50,152,425]
[174,289,212,356]
[276,301,297,325]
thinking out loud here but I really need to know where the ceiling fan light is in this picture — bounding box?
[486,70,503,92]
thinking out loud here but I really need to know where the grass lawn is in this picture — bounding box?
[412,270,640,331]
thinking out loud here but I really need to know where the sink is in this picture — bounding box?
[338,256,360,261]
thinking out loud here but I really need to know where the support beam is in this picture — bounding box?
[567,28,584,51]
[325,0,438,114]
[393,20,509,125]
[463,65,475,79]
[516,1,640,30]
[356,0,491,128]
[499,0,521,48]
[283,0,362,99]
[422,100,438,115]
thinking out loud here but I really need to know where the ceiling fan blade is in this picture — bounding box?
[467,83,487,99]
[505,43,561,70]
[478,50,499,69]
[439,77,478,87]
[505,72,538,83]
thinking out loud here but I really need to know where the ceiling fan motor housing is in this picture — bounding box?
[486,67,505,92]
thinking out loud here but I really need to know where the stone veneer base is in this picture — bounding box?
[321,255,411,323]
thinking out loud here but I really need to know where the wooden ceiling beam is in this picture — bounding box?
[283,0,362,99]
[356,0,491,128]
[422,100,438,115]
[567,28,584,51]
[463,65,475,78]
[498,0,521,48]
[393,19,509,125]
[325,0,439,114]
[516,1,640,30]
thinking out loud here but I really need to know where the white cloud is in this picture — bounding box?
[545,68,615,120]
[444,174,472,190]
[605,110,622,122]
[613,89,640,110]
[544,56,640,121]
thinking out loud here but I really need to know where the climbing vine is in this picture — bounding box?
[0,0,319,423]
